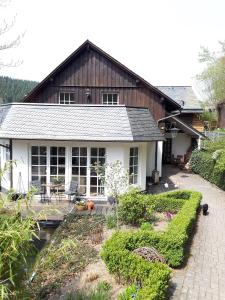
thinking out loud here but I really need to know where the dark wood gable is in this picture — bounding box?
[24,40,180,121]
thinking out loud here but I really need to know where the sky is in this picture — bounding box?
[0,0,225,95]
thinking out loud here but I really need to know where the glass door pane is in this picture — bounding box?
[90,148,105,196]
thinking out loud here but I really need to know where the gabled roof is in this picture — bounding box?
[0,103,164,142]
[23,40,180,110]
[156,86,202,112]
[169,116,205,138]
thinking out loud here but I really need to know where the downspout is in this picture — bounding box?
[154,111,182,171]
[9,139,13,189]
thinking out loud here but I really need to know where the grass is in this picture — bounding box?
[66,281,111,300]
[28,214,105,299]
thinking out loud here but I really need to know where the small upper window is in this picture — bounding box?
[59,92,75,104]
[102,93,118,105]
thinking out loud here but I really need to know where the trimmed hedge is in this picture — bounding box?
[102,190,201,299]
[190,149,225,190]
[118,190,190,225]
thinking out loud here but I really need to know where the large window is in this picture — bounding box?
[129,147,138,184]
[102,93,118,105]
[50,147,66,184]
[71,147,87,195]
[31,146,47,185]
[59,92,75,104]
[90,148,105,196]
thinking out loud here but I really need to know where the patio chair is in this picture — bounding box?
[30,180,47,203]
[65,181,78,202]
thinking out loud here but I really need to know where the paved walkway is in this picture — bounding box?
[159,165,225,300]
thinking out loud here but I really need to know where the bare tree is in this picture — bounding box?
[0,0,23,69]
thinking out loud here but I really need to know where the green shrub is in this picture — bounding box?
[140,222,153,231]
[105,213,117,229]
[102,190,201,299]
[190,149,215,180]
[190,148,225,190]
[119,189,189,226]
[118,191,154,225]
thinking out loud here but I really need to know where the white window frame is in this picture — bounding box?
[59,92,75,104]
[31,146,47,187]
[90,147,106,196]
[129,147,138,185]
[71,147,88,195]
[49,146,66,185]
[102,92,119,105]
[29,145,106,199]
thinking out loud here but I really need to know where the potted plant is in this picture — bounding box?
[75,200,87,211]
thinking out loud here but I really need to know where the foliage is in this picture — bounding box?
[29,215,104,299]
[199,108,218,130]
[97,160,129,229]
[97,160,129,199]
[102,190,201,299]
[66,281,111,300]
[0,182,37,299]
[0,76,38,103]
[190,148,225,190]
[118,189,188,225]
[105,213,117,229]
[140,222,153,231]
[197,41,225,106]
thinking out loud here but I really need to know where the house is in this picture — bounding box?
[156,86,205,163]
[156,86,204,132]
[0,40,205,200]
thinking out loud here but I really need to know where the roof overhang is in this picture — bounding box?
[0,103,165,142]
[167,116,206,139]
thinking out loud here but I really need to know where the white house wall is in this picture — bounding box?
[11,140,148,196]
[171,133,191,157]
[0,139,10,191]
[146,142,162,178]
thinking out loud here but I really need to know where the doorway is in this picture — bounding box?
[162,138,172,164]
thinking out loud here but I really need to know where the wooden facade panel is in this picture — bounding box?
[28,47,167,120]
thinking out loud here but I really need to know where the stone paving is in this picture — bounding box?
[158,165,225,300]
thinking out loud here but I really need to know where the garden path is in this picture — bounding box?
[155,165,225,300]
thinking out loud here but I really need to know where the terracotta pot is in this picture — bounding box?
[87,200,95,210]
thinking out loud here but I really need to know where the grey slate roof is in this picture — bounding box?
[0,104,164,142]
[156,86,203,112]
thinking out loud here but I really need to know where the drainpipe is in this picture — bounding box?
[197,136,202,150]
[9,139,13,189]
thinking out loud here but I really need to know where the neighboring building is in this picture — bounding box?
[156,86,204,132]
[0,40,204,199]
[217,101,225,128]
[156,86,204,164]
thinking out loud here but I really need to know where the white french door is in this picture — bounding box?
[30,145,106,197]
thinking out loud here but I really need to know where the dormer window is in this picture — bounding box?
[102,93,119,105]
[59,92,75,104]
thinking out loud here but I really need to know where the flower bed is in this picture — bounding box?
[102,190,202,299]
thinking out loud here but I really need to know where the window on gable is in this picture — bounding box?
[59,92,75,104]
[102,93,118,105]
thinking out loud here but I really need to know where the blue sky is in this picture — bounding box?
[0,0,224,95]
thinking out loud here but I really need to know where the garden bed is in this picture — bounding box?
[102,189,202,299]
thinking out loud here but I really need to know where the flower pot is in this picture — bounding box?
[87,200,95,210]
